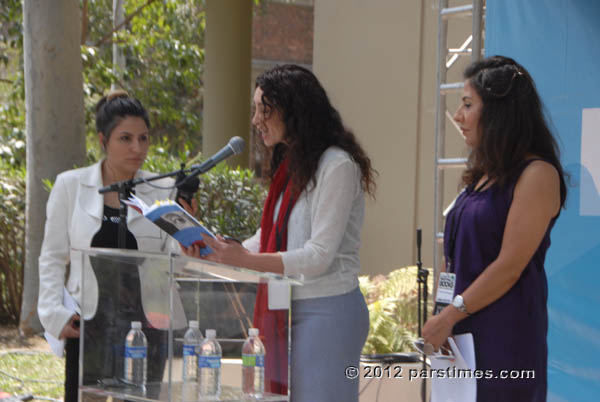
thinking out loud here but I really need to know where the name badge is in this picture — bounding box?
[268,279,291,310]
[434,272,456,315]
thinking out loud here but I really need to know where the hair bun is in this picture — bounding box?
[106,89,130,101]
[94,90,149,137]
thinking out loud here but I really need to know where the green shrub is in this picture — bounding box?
[195,163,266,240]
[360,266,434,354]
[0,161,25,323]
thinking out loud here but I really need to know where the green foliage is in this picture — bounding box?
[196,163,266,240]
[2,0,272,157]
[360,267,434,354]
[0,64,24,154]
[82,0,206,153]
[0,0,23,58]
[0,161,25,323]
[2,0,210,157]
[0,0,25,168]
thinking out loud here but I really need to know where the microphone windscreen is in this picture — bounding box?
[229,136,245,154]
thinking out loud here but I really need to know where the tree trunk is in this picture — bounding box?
[20,0,86,335]
[112,0,126,89]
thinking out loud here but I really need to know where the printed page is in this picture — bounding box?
[430,333,476,402]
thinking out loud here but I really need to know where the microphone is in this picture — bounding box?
[190,136,245,174]
[175,137,245,206]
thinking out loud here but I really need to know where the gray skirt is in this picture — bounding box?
[291,286,369,402]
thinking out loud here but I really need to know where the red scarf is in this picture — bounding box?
[253,158,298,395]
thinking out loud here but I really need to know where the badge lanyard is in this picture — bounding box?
[434,177,490,314]
[446,177,490,273]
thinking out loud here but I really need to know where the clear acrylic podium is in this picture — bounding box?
[73,247,303,402]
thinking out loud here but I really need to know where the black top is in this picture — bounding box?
[90,205,138,249]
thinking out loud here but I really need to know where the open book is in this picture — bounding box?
[123,194,215,256]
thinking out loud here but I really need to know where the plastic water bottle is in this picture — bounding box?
[182,320,203,382]
[197,329,221,399]
[124,321,147,388]
[242,328,265,397]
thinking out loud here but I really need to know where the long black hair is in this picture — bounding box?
[462,55,567,207]
[255,64,376,196]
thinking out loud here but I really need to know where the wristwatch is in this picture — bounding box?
[452,294,470,315]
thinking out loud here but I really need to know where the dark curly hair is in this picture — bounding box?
[255,64,376,197]
[462,55,567,207]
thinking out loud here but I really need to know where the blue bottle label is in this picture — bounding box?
[183,344,197,357]
[125,345,147,359]
[198,355,221,368]
[256,355,265,367]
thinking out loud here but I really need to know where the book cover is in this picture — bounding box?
[123,194,215,256]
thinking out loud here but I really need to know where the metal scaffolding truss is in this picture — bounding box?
[433,0,485,277]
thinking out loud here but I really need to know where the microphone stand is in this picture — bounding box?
[100,134,245,242]
[114,180,134,249]
[100,164,202,385]
[99,165,204,249]
[416,228,429,402]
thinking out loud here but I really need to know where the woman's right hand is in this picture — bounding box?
[59,314,80,339]
[178,197,198,216]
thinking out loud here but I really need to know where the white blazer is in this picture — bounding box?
[38,161,176,339]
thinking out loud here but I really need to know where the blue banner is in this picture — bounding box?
[486,1,600,400]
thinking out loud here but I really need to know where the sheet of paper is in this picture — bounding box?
[430,333,476,402]
[44,288,80,357]
[268,279,291,310]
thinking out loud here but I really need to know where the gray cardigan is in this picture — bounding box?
[244,147,365,300]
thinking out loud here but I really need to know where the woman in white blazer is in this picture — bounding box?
[37,91,176,402]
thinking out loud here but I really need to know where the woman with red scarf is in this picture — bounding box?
[185,64,376,401]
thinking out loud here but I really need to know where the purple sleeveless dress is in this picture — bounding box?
[444,160,554,401]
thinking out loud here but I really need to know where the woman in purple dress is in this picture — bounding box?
[423,55,567,401]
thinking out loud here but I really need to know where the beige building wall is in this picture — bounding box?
[203,0,253,167]
[313,0,473,275]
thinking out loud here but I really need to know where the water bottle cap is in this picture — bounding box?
[205,329,216,338]
[248,328,259,337]
[189,320,199,329]
[131,321,142,329]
